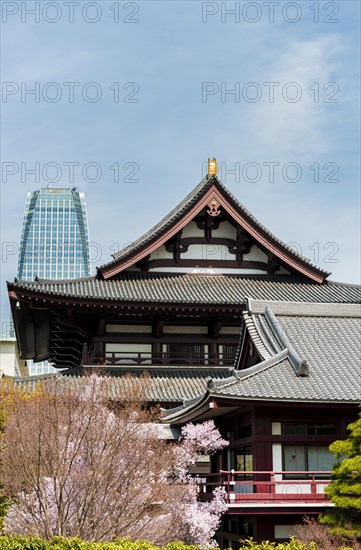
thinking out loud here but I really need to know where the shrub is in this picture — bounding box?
[0,535,326,550]
[295,516,361,550]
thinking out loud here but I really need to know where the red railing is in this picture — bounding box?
[83,350,235,367]
[196,470,331,504]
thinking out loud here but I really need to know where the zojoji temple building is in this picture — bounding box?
[8,159,361,544]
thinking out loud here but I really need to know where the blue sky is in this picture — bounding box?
[1,0,360,328]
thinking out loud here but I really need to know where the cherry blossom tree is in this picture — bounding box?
[1,375,228,546]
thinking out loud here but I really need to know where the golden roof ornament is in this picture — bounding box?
[207,157,218,176]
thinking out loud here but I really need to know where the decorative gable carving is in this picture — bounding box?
[207,199,221,217]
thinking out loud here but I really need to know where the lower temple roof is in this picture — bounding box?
[8,273,361,306]
[9,366,235,406]
[161,301,361,422]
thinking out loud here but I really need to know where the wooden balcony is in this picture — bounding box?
[196,470,331,506]
[83,350,235,367]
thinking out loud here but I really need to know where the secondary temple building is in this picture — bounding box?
[8,159,361,544]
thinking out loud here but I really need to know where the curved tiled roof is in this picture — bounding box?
[11,366,234,404]
[162,301,361,421]
[8,274,361,305]
[101,176,214,268]
[212,359,360,403]
[224,303,361,402]
[98,175,329,279]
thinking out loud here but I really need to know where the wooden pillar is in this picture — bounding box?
[82,343,88,364]
[209,342,217,364]
[93,341,104,362]
[254,516,274,542]
[152,342,162,364]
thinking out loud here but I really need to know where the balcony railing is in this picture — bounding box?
[83,350,235,367]
[196,470,332,504]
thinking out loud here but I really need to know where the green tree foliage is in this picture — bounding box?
[320,409,361,540]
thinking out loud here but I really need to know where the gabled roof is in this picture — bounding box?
[161,301,361,422]
[98,175,330,282]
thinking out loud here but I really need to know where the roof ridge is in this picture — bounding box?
[243,313,274,360]
[248,298,361,317]
[233,349,289,382]
[99,174,214,270]
[206,350,289,392]
[160,394,204,419]
[35,276,96,284]
[256,314,282,355]
[81,365,234,372]
[97,172,330,280]
[214,180,330,277]
[10,273,361,285]
[326,279,361,288]
[207,369,237,389]
[264,306,309,376]
[11,372,62,382]
[12,276,97,285]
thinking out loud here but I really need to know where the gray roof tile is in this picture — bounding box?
[162,302,361,421]
[9,274,361,305]
[216,309,361,402]
[11,366,234,404]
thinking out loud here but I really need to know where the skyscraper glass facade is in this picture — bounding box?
[17,187,90,374]
[18,187,90,281]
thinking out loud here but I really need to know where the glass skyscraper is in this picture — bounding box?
[17,187,90,374]
[18,187,90,281]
